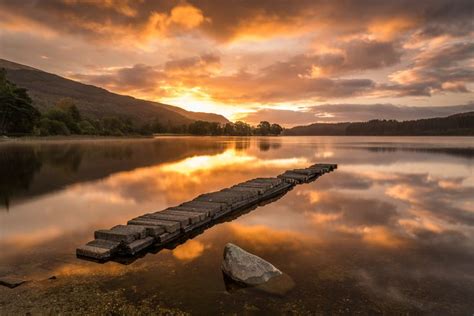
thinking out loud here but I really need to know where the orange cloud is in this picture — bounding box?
[62,0,141,17]
[227,223,313,252]
[172,240,206,261]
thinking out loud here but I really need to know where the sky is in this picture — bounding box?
[0,0,473,126]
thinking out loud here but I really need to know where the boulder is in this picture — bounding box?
[221,243,282,286]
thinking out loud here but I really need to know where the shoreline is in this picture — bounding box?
[1,134,473,144]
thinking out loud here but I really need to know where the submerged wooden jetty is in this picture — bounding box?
[77,163,337,261]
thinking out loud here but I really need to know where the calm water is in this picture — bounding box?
[0,136,473,314]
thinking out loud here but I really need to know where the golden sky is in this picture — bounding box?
[0,0,473,125]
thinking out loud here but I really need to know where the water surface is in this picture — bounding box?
[0,136,473,314]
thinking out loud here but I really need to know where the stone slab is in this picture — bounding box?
[278,172,309,181]
[229,186,262,196]
[234,184,266,194]
[240,182,273,189]
[123,236,155,255]
[168,206,213,217]
[196,192,245,204]
[94,225,146,243]
[182,200,227,212]
[161,210,202,224]
[163,209,206,221]
[291,168,319,176]
[128,218,180,233]
[250,178,282,186]
[221,188,256,199]
[133,225,165,237]
[157,230,181,243]
[76,243,116,260]
[144,213,189,227]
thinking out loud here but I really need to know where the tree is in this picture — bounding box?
[57,98,81,121]
[0,68,40,135]
[78,120,97,135]
[270,123,283,135]
[257,121,271,135]
[39,118,70,135]
[223,122,235,135]
[234,121,252,135]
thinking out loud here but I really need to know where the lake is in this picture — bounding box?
[0,136,473,314]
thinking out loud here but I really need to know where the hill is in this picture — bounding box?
[284,112,474,136]
[0,59,228,126]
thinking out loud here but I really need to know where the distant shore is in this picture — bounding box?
[0,134,285,143]
[0,135,153,143]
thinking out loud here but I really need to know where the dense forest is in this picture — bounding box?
[0,69,282,137]
[284,113,474,136]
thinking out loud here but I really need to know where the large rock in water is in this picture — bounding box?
[221,243,282,286]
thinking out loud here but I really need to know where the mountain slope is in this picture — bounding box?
[0,59,228,125]
[284,112,474,136]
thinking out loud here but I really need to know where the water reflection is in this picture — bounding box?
[0,136,473,314]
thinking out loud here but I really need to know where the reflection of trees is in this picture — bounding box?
[0,146,42,210]
[258,139,282,151]
[259,140,271,151]
[365,147,474,159]
[1,138,233,207]
[44,145,84,173]
[234,138,250,151]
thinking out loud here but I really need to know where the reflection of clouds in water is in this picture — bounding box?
[292,168,474,289]
[172,240,207,261]
[1,137,474,312]
[160,150,255,175]
[226,223,313,253]
[78,149,308,204]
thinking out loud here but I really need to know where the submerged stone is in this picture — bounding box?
[76,239,120,260]
[0,277,26,289]
[221,243,282,286]
[254,273,295,296]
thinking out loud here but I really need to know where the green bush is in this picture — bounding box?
[39,118,70,136]
[78,120,97,135]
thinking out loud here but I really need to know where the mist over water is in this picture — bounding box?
[1,136,473,314]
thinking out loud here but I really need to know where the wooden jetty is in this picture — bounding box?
[76,163,337,261]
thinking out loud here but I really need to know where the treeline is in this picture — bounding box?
[284,114,474,136]
[0,69,283,137]
[186,120,283,136]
